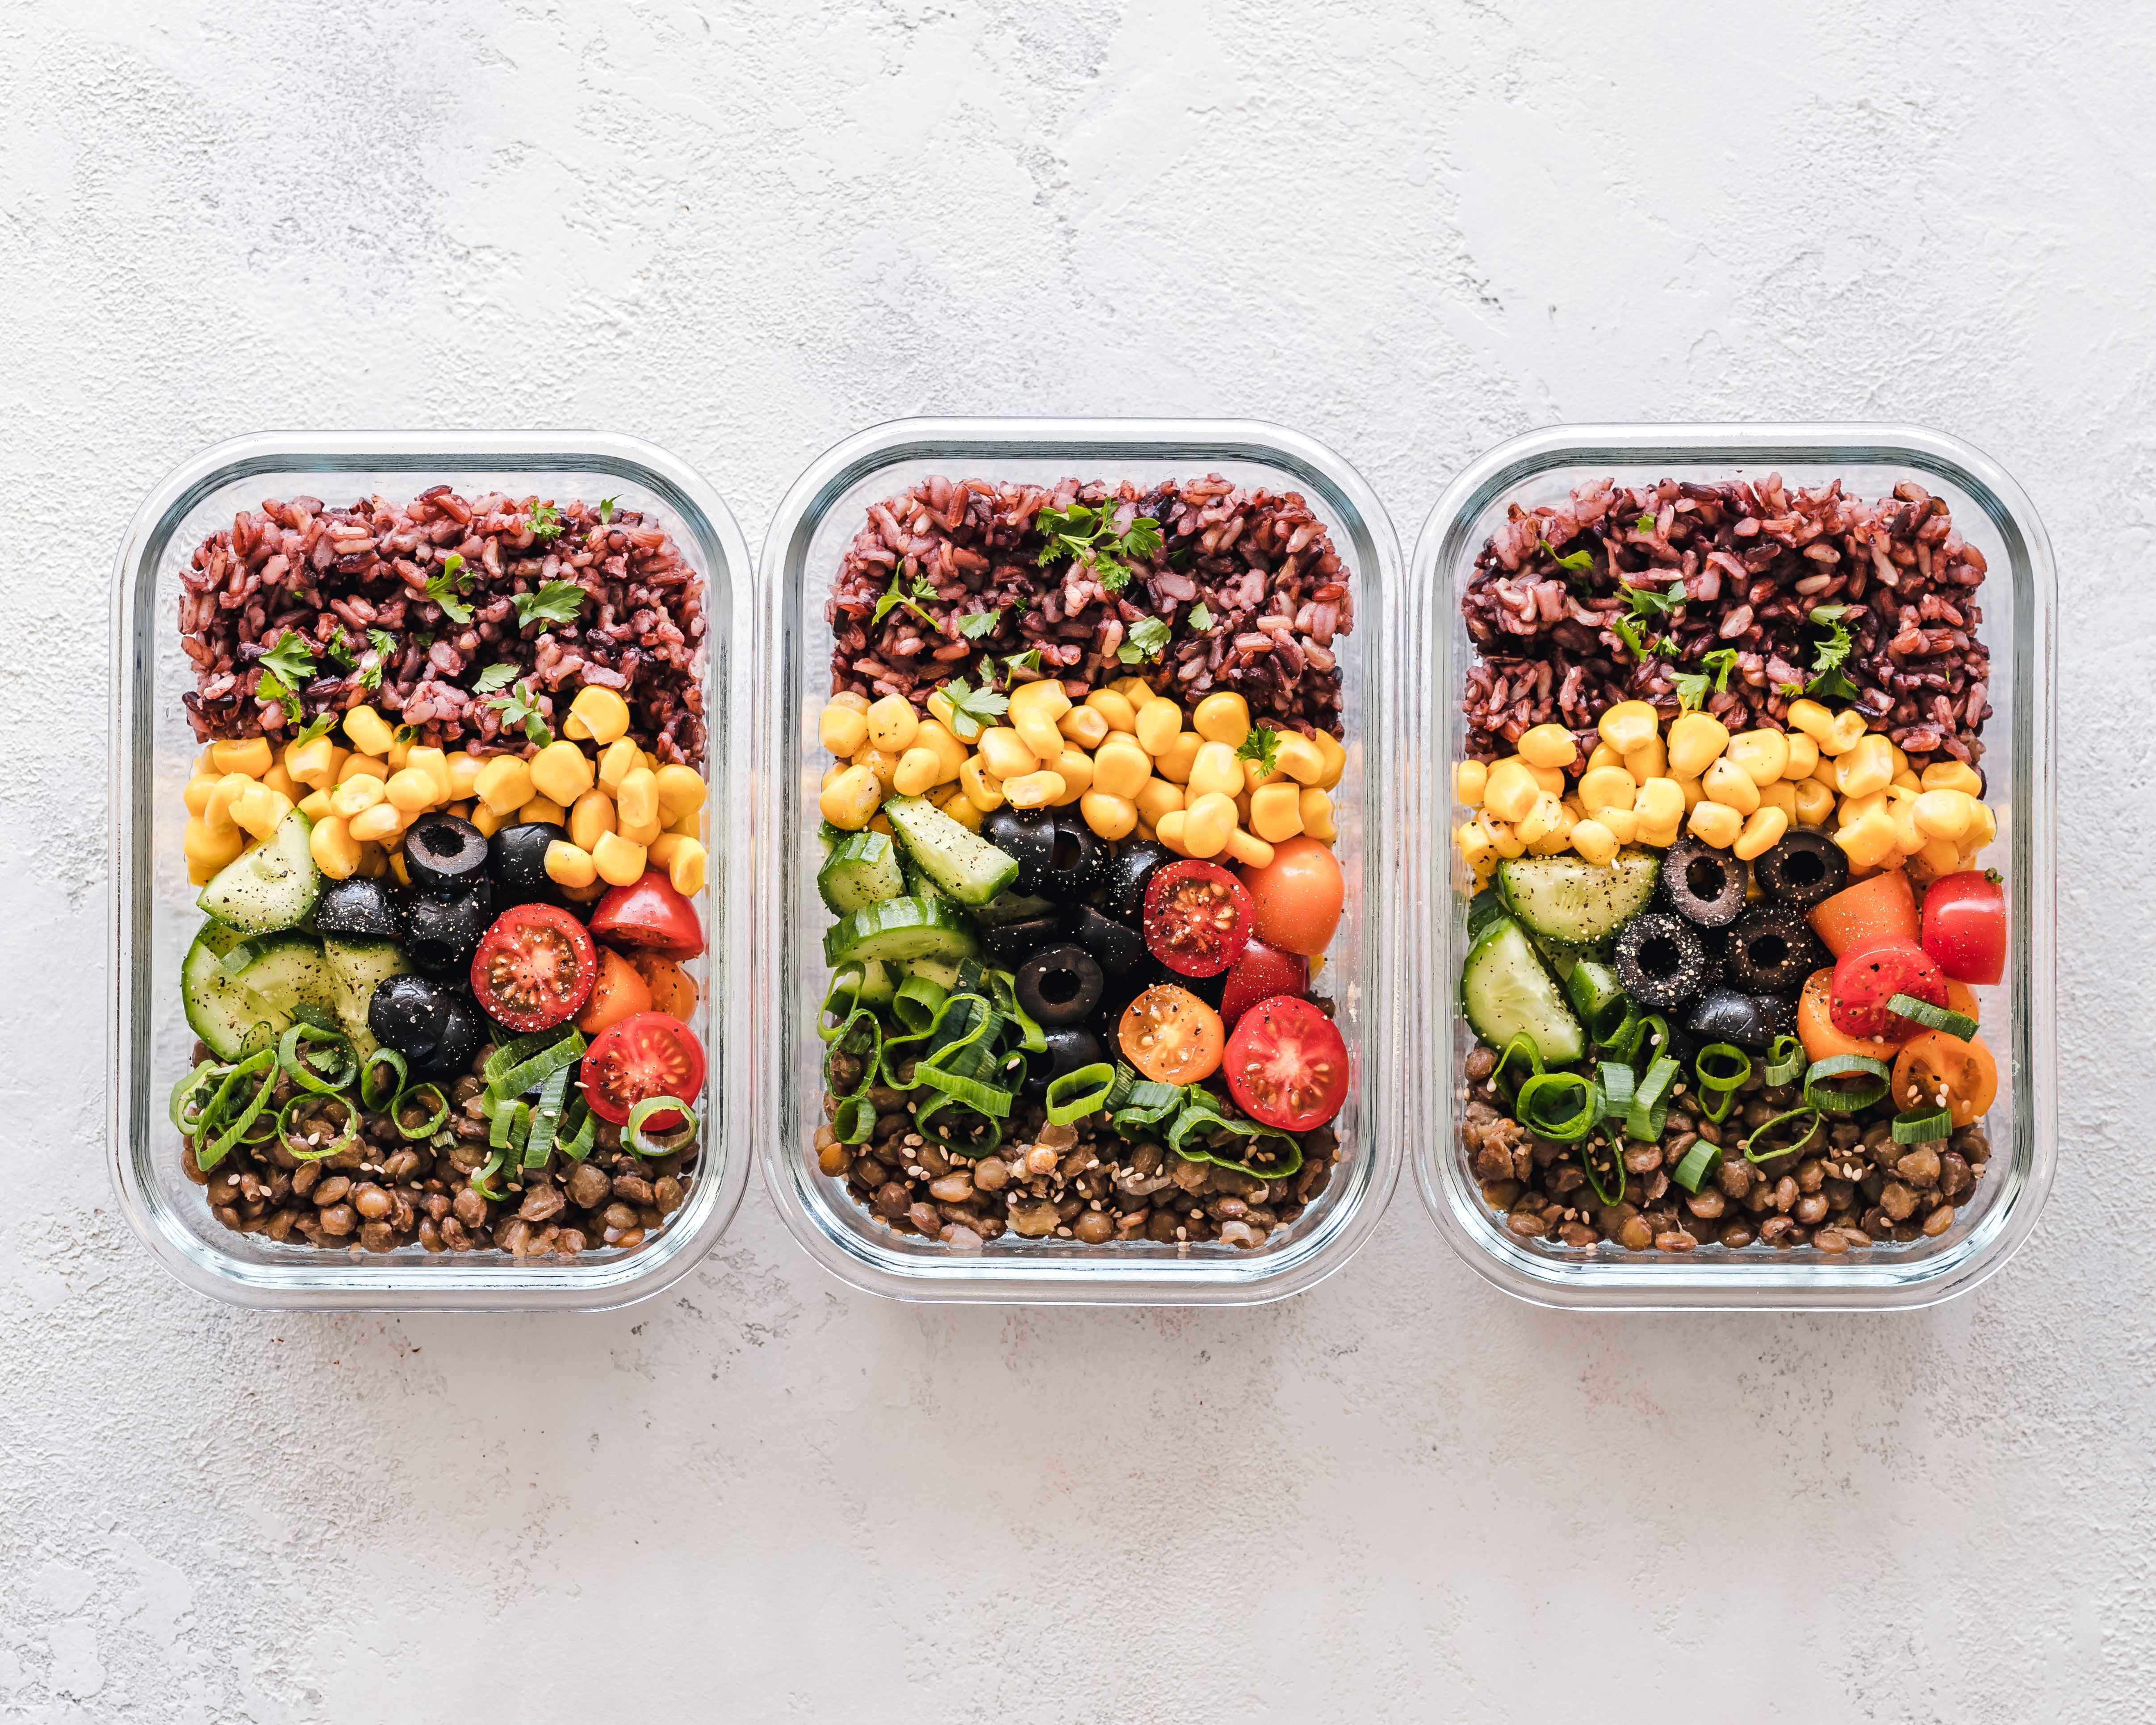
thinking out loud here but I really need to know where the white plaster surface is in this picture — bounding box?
[1,0,2150,1718]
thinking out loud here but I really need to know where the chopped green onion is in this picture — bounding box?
[892,973,950,1035]
[277,1093,359,1162]
[1043,1062,1116,1126]
[1763,1035,1805,1086]
[486,1027,586,1105]
[169,1059,225,1135]
[912,1093,1004,1159]
[1110,1069,1185,1131]
[276,1022,357,1095]
[1490,1031,1542,1098]
[522,1066,572,1168]
[1626,1055,1679,1141]
[1671,1139,1722,1194]
[488,1097,529,1152]
[1515,1071,1597,1141]
[1743,1105,1823,1165]
[1892,1106,1952,1144]
[195,1050,277,1169]
[1564,959,1631,1044]
[469,1147,511,1201]
[1596,1059,1637,1118]
[1578,1138,1626,1208]
[913,1063,1016,1118]
[831,1093,876,1145]
[1694,1043,1750,1092]
[1887,992,1977,1041]
[557,1097,596,1162]
[818,963,869,1039]
[359,1047,409,1112]
[1803,1054,1892,1115]
[625,1094,698,1159]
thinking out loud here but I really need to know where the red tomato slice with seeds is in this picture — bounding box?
[1142,859,1254,978]
[580,1012,705,1130]
[1829,935,1947,1041]
[1223,995,1348,1132]
[470,904,598,1032]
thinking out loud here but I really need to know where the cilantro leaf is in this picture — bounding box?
[598,496,617,524]
[1635,511,1658,533]
[1622,579,1683,620]
[1540,539,1596,574]
[1804,604,1860,699]
[938,675,1009,742]
[319,636,356,670]
[955,607,1004,641]
[471,662,522,696]
[1186,601,1214,632]
[527,501,564,541]
[872,567,937,628]
[359,628,396,691]
[289,711,338,746]
[1118,616,1173,664]
[1608,615,1651,662]
[512,580,588,630]
[1235,726,1281,777]
[254,666,302,723]
[1035,502,1163,595]
[1001,648,1042,686]
[481,676,552,748]
[368,628,396,657]
[257,631,318,687]
[425,552,475,624]
[1670,648,1740,712]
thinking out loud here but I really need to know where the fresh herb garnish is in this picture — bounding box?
[1035,502,1162,595]
[368,628,396,658]
[425,552,475,624]
[938,675,1009,742]
[1002,648,1042,686]
[1670,648,1740,712]
[1118,616,1173,664]
[253,666,302,722]
[257,631,318,687]
[1540,539,1596,574]
[471,662,522,696]
[1186,601,1214,632]
[1621,578,1684,621]
[289,711,338,747]
[512,580,588,630]
[1804,604,1860,700]
[1235,726,1281,777]
[598,496,618,524]
[1609,614,1675,663]
[1635,511,1658,534]
[319,636,356,670]
[527,501,564,541]
[872,567,938,627]
[481,676,552,748]
[394,723,419,745]
[956,607,1004,641]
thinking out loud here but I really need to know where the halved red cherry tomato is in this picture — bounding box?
[1921,870,2005,985]
[1224,995,1348,1131]
[1142,860,1253,978]
[470,904,597,1031]
[590,870,704,961]
[1116,984,1225,1085]
[1239,835,1344,958]
[580,1011,706,1130]
[1217,936,1308,1032]
[1830,935,1947,1041]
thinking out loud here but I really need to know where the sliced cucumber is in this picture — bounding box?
[902,955,965,991]
[322,937,415,1055]
[1461,915,1584,1066]
[971,889,1059,928]
[196,809,322,934]
[823,896,980,966]
[817,830,907,915]
[901,855,948,902]
[1498,847,1660,946]
[181,924,336,1060]
[1563,955,1631,1043]
[880,795,1019,907]
[852,959,898,1008]
[181,921,269,1059]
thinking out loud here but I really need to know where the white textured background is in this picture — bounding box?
[2,0,2148,1719]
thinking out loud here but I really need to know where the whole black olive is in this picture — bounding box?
[983,808,1056,894]
[1724,905,1827,995]
[487,822,569,909]
[398,881,495,971]
[1658,839,1748,928]
[1013,945,1105,1027]
[1613,912,1709,1009]
[403,812,490,894]
[1685,986,1779,1051]
[1754,829,1850,908]
[368,974,483,1076]
[1021,1024,1104,1101]
[981,913,1066,969]
[1068,904,1147,977]
[1102,840,1177,925]
[1030,811,1105,903]
[315,876,404,941]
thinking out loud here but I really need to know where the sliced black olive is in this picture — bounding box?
[1021,1024,1104,1101]
[368,974,482,1076]
[983,808,1056,894]
[1685,986,1779,1051]
[489,821,565,895]
[403,812,490,894]
[1724,905,1827,995]
[1030,811,1104,903]
[314,876,404,940]
[1658,838,1748,927]
[1754,828,1850,908]
[398,881,495,972]
[1068,904,1147,976]
[1013,944,1104,1027]
[1102,840,1176,924]
[1612,912,1709,1009]
[980,913,1065,969]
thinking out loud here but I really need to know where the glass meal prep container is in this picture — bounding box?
[1407,423,2056,1310]
[109,431,754,1311]
[754,417,1406,1303]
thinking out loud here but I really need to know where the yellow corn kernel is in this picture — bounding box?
[1568,818,1616,865]
[210,737,273,778]
[568,788,616,853]
[1597,700,1660,754]
[1222,827,1273,870]
[1627,816,1678,849]
[1793,779,1837,826]
[1702,757,1761,816]
[1057,705,1110,751]
[1633,776,1684,830]
[889,748,939,799]
[820,702,870,757]
[1579,742,1621,777]
[387,850,414,889]
[1186,740,1243,803]
[263,759,299,801]
[661,837,706,896]
[305,814,360,880]
[1913,788,1975,841]
[529,740,594,805]
[1008,677,1071,720]
[921,720,981,784]
[440,753,483,802]
[338,753,389,785]
[469,801,508,839]
[1783,732,1820,780]
[1457,820,1495,872]
[1085,689,1139,734]
[557,686,628,748]
[942,795,986,833]
[1834,808,1901,870]
[619,803,663,846]
[1668,776,1700,813]
[818,763,882,830]
[1313,730,1347,792]
[1269,732,1323,786]
[1105,675,1154,708]
[1004,770,1066,810]
[1734,805,1788,862]
[1665,712,1730,779]
[1514,792,1566,847]
[342,704,393,757]
[405,745,452,805]
[589,738,633,795]
[1574,766,1633,814]
[283,734,336,789]
[1785,698,1833,743]
[1476,812,1523,859]
[1191,691,1251,750]
[828,690,871,716]
[183,815,246,871]
[1589,805,1639,845]
[648,831,686,869]
[544,840,599,888]
[1968,799,1997,851]
[1890,796,1927,857]
[1622,733,1667,786]
[1454,760,1488,808]
[1688,798,1742,849]
[1048,749,1093,805]
[1835,734,1895,798]
[1152,732,1203,785]
[612,766,657,832]
[1134,699,1182,758]
[1726,729,1789,786]
[1839,789,1888,827]
[850,743,902,793]
[231,782,293,839]
[1920,760,1984,797]
[866,694,920,754]
[1757,779,1797,821]
[1013,706,1065,763]
[1080,791,1137,841]
[348,801,407,845]
[297,787,334,823]
[645,764,705,827]
[977,727,1039,782]
[1155,811,1191,856]
[328,773,387,820]
[1482,761,1541,825]
[959,756,1005,812]
[1515,723,1576,771]
[1299,786,1339,844]
[383,767,437,814]
[666,802,705,838]
[1525,759,1568,797]
[474,755,534,816]
[1249,782,1305,843]
[386,733,414,772]
[1092,738,1151,800]
[205,771,255,835]
[588,830,645,888]
[517,795,566,829]
[183,772,222,817]
[1135,778,1185,828]
[1821,708,1869,756]
[1181,791,1238,859]
[1890,767,1920,795]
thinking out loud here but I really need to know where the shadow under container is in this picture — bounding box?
[756,417,1406,1303]
[109,431,754,1311]
[1407,422,2056,1310]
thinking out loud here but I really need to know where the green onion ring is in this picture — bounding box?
[169,1059,226,1135]
[625,1095,698,1159]
[1515,1071,1596,1142]
[1671,1139,1722,1194]
[831,1093,876,1146]
[1695,1043,1751,1092]
[892,973,950,1035]
[469,1147,511,1202]
[1763,1034,1806,1086]
[488,1097,529,1152]
[1700,1085,1736,1126]
[1743,1105,1823,1165]
[913,1064,1015,1118]
[1888,992,1977,1041]
[1626,1055,1680,1141]
[1596,1060,1636,1119]
[359,1047,409,1113]
[1892,1106,1952,1144]
[276,1022,357,1095]
[277,1093,359,1162]
[485,1027,587,1106]
[1110,1068,1185,1131]
[911,1093,1004,1159]
[522,1067,572,1168]
[196,1051,277,1170]
[1489,1031,1542,1098]
[1803,1054,1892,1115]
[817,963,869,1040]
[1043,1062,1117,1126]
[1578,1137,1626,1208]
[557,1097,596,1162]
[1597,1005,1641,1059]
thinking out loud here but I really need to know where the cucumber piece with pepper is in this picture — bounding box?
[879,795,1020,907]
[1461,914,1584,1066]
[1497,847,1660,946]
[823,896,981,966]
[196,808,322,934]
[817,830,907,914]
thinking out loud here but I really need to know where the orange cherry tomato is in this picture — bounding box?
[575,945,654,1036]
[1807,868,1918,957]
[1945,976,1980,1026]
[1797,968,1907,1064]
[1116,984,1225,1085]
[1892,1030,1998,1128]
[1238,835,1344,958]
[629,951,699,1021]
